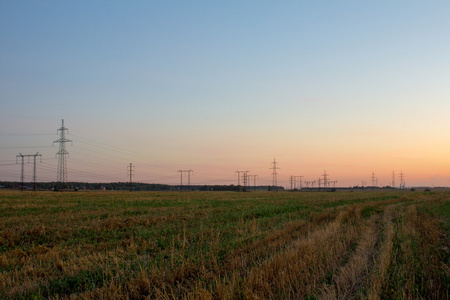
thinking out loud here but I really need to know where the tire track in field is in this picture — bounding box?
[227,208,338,273]
[319,214,380,299]
[238,205,365,299]
[318,203,402,300]
[367,205,395,299]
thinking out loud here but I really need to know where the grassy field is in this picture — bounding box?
[0,190,448,299]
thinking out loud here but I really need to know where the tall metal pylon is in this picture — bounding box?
[322,170,329,188]
[178,170,193,188]
[297,176,303,189]
[399,171,406,189]
[16,153,24,191]
[392,171,395,188]
[128,163,135,192]
[235,170,248,186]
[305,180,316,189]
[53,119,72,185]
[290,175,303,190]
[242,171,250,188]
[270,158,279,189]
[16,152,42,191]
[248,175,258,186]
[32,152,42,191]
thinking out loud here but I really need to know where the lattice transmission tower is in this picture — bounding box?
[16,152,42,191]
[399,171,406,189]
[248,175,258,186]
[128,163,135,192]
[53,119,72,184]
[178,169,193,188]
[270,158,280,189]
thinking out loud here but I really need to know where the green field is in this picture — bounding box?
[0,190,448,299]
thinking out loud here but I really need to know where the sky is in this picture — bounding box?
[1,1,450,188]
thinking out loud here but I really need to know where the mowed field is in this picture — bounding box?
[0,190,448,299]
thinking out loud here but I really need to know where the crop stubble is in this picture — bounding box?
[0,190,448,299]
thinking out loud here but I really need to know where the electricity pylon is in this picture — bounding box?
[178,170,193,188]
[235,170,248,186]
[128,163,134,192]
[392,171,395,188]
[16,152,42,191]
[322,170,329,188]
[53,119,72,185]
[399,172,406,189]
[270,158,279,189]
[242,171,250,188]
[248,175,258,186]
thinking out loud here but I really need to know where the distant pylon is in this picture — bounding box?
[248,175,258,186]
[392,171,395,188]
[16,153,24,191]
[178,170,193,188]
[235,170,248,186]
[16,152,42,191]
[399,171,406,189]
[242,171,250,188]
[128,163,134,192]
[270,158,279,188]
[322,170,329,188]
[53,119,72,185]
[32,152,42,191]
[297,176,303,189]
[290,176,303,190]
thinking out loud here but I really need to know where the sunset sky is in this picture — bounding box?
[1,1,449,187]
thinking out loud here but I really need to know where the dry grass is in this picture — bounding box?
[0,190,448,299]
[320,214,379,299]
[367,205,396,300]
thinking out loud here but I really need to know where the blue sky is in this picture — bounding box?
[1,1,449,187]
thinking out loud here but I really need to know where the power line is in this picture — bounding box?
[70,133,192,166]
[0,146,52,149]
[0,133,54,136]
